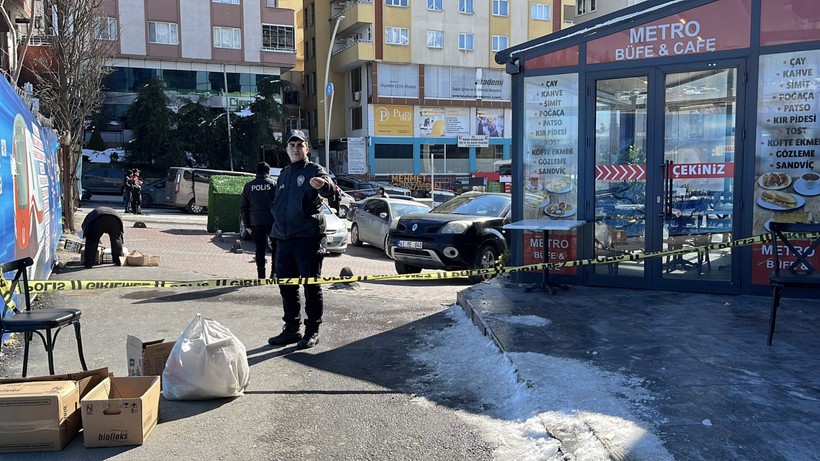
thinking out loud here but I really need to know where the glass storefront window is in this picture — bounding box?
[374,144,413,174]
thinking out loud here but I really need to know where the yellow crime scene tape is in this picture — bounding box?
[17,232,819,294]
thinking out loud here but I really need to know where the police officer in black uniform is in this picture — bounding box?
[267,130,335,349]
[81,206,125,268]
[240,162,278,279]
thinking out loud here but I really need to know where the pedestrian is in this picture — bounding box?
[123,169,133,213]
[267,129,335,349]
[377,186,389,198]
[128,169,143,215]
[240,161,277,279]
[81,206,125,268]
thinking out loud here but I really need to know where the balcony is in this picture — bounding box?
[331,39,375,72]
[332,0,374,35]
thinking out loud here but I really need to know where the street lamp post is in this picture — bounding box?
[324,14,345,172]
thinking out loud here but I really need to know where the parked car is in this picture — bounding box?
[337,189,355,219]
[334,176,378,201]
[387,191,513,284]
[140,178,168,208]
[81,168,125,194]
[370,181,412,197]
[323,202,349,255]
[351,197,431,251]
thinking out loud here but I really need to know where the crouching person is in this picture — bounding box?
[81,206,125,268]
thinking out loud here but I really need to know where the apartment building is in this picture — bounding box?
[98,0,299,140]
[3,0,301,144]
[303,0,573,178]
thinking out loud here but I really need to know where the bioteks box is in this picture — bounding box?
[0,380,81,453]
[127,335,175,376]
[81,376,161,448]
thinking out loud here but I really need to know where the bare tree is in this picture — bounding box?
[28,0,115,231]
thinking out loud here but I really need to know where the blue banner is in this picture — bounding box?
[0,78,62,285]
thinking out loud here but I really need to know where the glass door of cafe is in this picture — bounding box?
[590,64,742,292]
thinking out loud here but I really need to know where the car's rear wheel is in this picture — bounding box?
[395,261,422,275]
[141,193,153,208]
[339,205,348,219]
[186,199,205,214]
[350,223,363,246]
[469,243,499,284]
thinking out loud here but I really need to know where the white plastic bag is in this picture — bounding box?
[162,314,250,400]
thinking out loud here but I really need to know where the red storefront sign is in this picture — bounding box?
[751,240,820,285]
[587,0,752,64]
[594,163,734,181]
[522,231,577,275]
[668,162,735,179]
[595,164,646,181]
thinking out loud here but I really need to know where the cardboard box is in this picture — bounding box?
[127,336,175,377]
[125,252,160,266]
[81,376,161,448]
[0,380,80,453]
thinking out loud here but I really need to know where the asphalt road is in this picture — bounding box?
[1,196,504,460]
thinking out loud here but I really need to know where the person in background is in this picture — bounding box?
[377,186,389,198]
[267,129,335,350]
[128,169,143,215]
[240,161,278,279]
[81,206,124,268]
[123,169,133,213]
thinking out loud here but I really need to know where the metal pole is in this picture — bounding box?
[223,63,234,171]
[324,15,345,171]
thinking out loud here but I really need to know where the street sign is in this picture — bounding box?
[457,135,489,148]
[326,83,334,96]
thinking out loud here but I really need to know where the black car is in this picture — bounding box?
[81,168,126,194]
[387,191,511,284]
[334,176,378,201]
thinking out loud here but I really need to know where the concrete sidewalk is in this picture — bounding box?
[458,280,820,461]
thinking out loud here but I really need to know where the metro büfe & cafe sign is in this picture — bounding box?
[586,0,751,64]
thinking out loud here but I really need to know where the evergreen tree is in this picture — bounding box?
[86,123,106,151]
[125,77,182,170]
[232,77,292,169]
[176,96,220,168]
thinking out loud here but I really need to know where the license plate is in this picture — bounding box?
[397,240,423,249]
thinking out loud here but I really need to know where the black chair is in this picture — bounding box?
[0,257,88,376]
[768,222,820,345]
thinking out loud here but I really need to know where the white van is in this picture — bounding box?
[165,167,255,213]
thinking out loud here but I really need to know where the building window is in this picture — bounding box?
[213,0,240,4]
[262,24,294,51]
[305,74,311,95]
[458,33,474,51]
[531,3,551,20]
[577,0,596,15]
[427,30,443,48]
[148,21,179,45]
[94,17,117,41]
[459,0,474,13]
[386,0,408,7]
[492,35,508,52]
[264,0,278,6]
[214,27,241,49]
[351,106,363,130]
[492,0,509,16]
[386,27,409,45]
[427,0,442,11]
[283,90,299,105]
